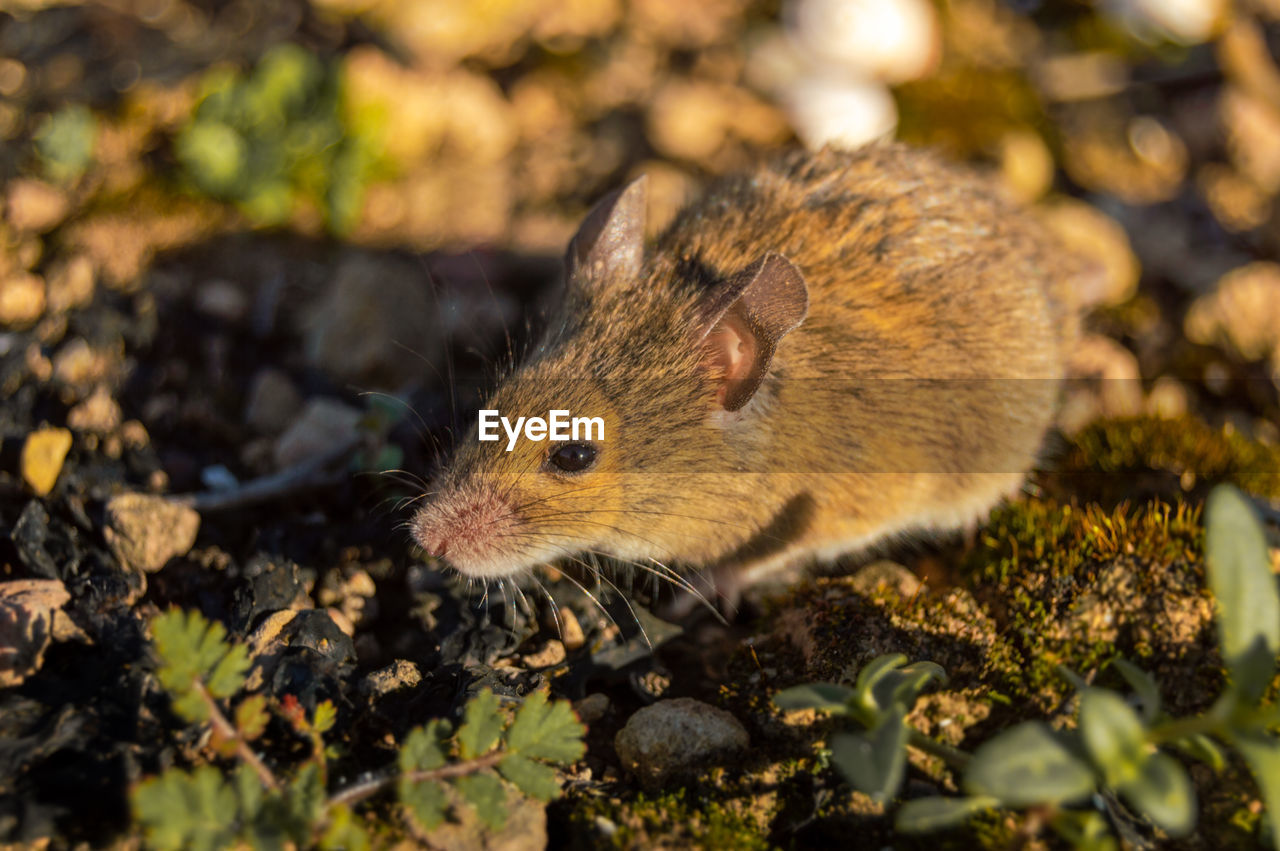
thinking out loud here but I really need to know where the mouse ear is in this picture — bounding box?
[566,175,648,285]
[698,252,808,412]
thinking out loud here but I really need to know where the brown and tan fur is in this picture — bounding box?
[411,144,1084,596]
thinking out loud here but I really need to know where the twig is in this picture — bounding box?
[174,436,362,513]
[326,752,505,810]
[195,681,280,792]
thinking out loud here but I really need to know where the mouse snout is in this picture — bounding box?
[409,486,520,578]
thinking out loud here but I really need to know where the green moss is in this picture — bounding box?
[959,497,1222,712]
[1058,415,1280,502]
[572,789,775,851]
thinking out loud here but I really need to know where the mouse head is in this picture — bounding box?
[410,176,809,580]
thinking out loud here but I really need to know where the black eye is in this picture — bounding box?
[548,443,597,473]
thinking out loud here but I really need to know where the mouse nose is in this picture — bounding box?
[419,533,449,559]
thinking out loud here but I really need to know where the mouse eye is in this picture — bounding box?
[548,442,597,473]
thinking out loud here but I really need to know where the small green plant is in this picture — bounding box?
[174,42,384,234]
[775,483,1280,848]
[132,609,586,849]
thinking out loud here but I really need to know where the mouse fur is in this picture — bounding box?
[410,143,1086,594]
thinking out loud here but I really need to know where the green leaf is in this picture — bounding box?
[499,753,562,802]
[964,722,1096,807]
[1204,484,1280,703]
[454,772,507,830]
[1050,810,1120,851]
[1109,658,1162,723]
[131,766,239,851]
[284,763,326,844]
[895,796,999,832]
[503,690,586,764]
[1232,732,1280,850]
[313,700,337,735]
[1171,733,1227,771]
[1079,688,1149,787]
[206,643,250,699]
[234,763,263,822]
[236,695,269,741]
[399,778,447,832]
[868,661,946,716]
[458,689,505,760]
[319,804,370,851]
[772,683,855,713]
[400,720,449,774]
[829,705,909,803]
[1118,752,1195,836]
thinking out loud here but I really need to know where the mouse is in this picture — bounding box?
[409,143,1089,609]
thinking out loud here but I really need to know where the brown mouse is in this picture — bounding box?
[410,144,1086,604]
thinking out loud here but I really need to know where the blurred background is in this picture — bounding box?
[2,0,1280,442]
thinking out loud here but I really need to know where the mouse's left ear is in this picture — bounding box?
[698,252,809,412]
[565,176,648,287]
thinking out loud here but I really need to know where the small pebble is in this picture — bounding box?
[104,493,201,573]
[66,384,122,434]
[558,606,586,651]
[274,398,362,468]
[614,697,750,789]
[522,638,567,669]
[5,178,69,233]
[21,427,72,495]
[0,272,46,328]
[244,368,302,434]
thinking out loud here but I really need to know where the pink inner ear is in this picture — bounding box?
[704,313,756,406]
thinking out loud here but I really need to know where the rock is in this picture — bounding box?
[787,0,940,83]
[0,579,71,687]
[20,427,72,496]
[558,606,585,651]
[521,639,566,668]
[1109,0,1225,44]
[231,555,311,630]
[362,659,423,698]
[244,609,356,698]
[1039,197,1141,308]
[301,252,440,389]
[66,384,122,434]
[1059,334,1144,433]
[420,783,547,851]
[5,179,69,233]
[273,397,363,468]
[11,501,59,579]
[244,368,302,434]
[849,560,922,598]
[194,278,249,323]
[614,697,750,789]
[782,75,897,152]
[0,272,46,328]
[44,255,95,313]
[574,692,611,724]
[1185,261,1280,364]
[103,493,200,573]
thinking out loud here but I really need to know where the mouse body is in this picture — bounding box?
[411,144,1083,595]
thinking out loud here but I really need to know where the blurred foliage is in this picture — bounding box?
[174,43,386,234]
[34,104,96,184]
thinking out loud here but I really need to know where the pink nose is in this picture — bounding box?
[423,537,448,559]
